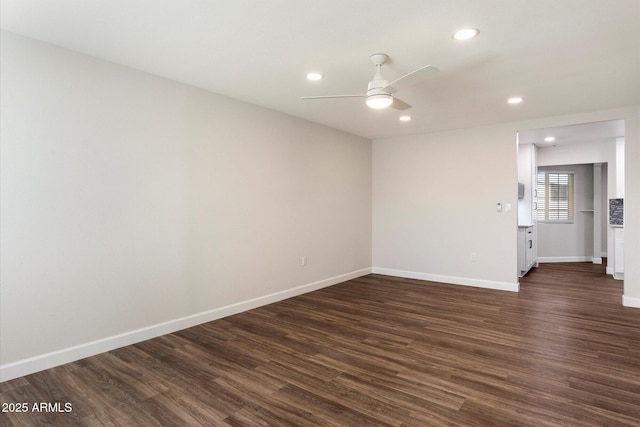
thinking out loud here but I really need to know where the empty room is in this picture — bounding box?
[1,1,639,426]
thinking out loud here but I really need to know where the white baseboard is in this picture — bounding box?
[592,257,603,265]
[537,256,594,263]
[607,266,614,275]
[0,268,372,383]
[623,295,640,308]
[372,267,519,292]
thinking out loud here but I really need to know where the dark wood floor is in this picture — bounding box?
[2,262,639,426]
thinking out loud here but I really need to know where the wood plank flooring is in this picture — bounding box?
[2,262,639,426]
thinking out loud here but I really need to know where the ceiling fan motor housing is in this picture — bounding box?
[368,53,391,95]
[368,80,390,93]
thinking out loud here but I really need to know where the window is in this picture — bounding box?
[537,171,574,221]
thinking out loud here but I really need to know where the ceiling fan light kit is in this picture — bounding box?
[366,94,393,109]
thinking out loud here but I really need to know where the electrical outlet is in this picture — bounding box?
[471,252,478,262]
[301,256,307,266]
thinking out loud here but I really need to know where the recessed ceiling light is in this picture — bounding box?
[306,72,324,81]
[507,97,524,104]
[544,136,555,142]
[453,28,479,40]
[399,115,411,122]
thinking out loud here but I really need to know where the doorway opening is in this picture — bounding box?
[516,119,625,280]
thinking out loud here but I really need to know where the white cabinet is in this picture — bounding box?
[518,142,537,277]
[518,143,538,226]
[613,227,624,280]
[518,225,537,277]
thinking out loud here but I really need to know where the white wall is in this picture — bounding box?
[372,125,520,291]
[372,106,640,307]
[537,164,594,261]
[625,111,640,306]
[0,32,372,380]
[538,139,618,167]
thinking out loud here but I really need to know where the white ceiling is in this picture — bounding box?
[1,0,639,140]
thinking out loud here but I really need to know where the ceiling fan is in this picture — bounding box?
[302,53,439,110]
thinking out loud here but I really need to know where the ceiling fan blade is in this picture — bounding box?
[384,65,439,91]
[390,97,412,110]
[301,94,365,100]
[384,85,398,94]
